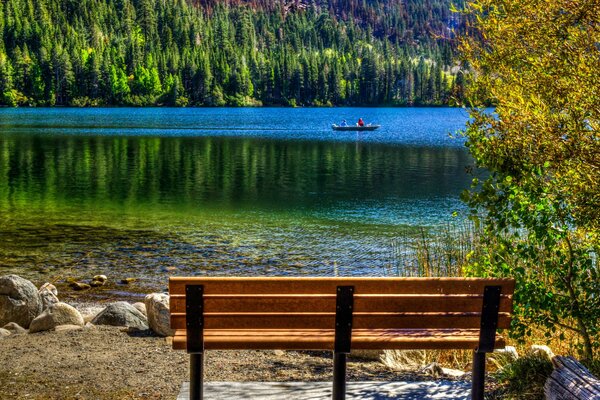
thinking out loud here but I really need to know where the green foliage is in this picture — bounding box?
[0,0,461,106]
[492,353,553,400]
[459,0,600,360]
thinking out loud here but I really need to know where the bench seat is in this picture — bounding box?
[169,276,515,400]
[173,328,505,350]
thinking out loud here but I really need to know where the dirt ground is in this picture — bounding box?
[0,326,423,400]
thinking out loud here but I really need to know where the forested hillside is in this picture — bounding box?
[0,0,462,106]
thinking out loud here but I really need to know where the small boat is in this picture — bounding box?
[332,124,380,131]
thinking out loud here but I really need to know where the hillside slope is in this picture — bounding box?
[0,0,463,106]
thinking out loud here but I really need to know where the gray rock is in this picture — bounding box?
[0,328,10,338]
[39,283,59,309]
[29,302,85,333]
[144,293,173,336]
[91,302,148,330]
[0,275,43,328]
[132,302,147,316]
[2,322,27,334]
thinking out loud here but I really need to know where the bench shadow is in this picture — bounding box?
[199,381,471,400]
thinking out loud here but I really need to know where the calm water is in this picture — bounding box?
[0,108,473,299]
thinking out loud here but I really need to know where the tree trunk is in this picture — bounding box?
[545,356,600,399]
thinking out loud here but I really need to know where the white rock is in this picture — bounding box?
[0,328,10,338]
[441,367,466,378]
[39,283,59,309]
[132,302,147,316]
[0,275,43,328]
[29,302,84,333]
[529,345,555,360]
[54,324,83,332]
[144,293,174,337]
[494,346,519,361]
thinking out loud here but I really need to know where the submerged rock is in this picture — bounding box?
[119,278,137,285]
[91,302,148,330]
[70,282,91,291]
[0,275,43,328]
[145,293,173,337]
[93,275,108,283]
[29,302,85,333]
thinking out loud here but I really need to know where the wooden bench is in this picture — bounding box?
[169,277,515,400]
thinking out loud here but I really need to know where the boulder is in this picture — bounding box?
[29,302,84,333]
[91,302,148,330]
[144,293,174,337]
[0,275,43,328]
[132,302,147,316]
[0,328,10,338]
[39,283,59,309]
[2,322,27,334]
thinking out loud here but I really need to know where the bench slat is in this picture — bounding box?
[170,312,512,330]
[169,277,515,296]
[170,294,513,314]
[171,329,506,351]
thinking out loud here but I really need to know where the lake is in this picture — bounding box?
[0,107,474,300]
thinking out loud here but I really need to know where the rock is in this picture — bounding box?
[132,302,147,316]
[54,324,83,332]
[2,322,27,335]
[495,346,519,360]
[119,278,137,285]
[93,275,107,283]
[91,302,148,330]
[29,302,85,333]
[529,345,555,360]
[420,362,444,378]
[39,283,59,309]
[441,367,466,378]
[84,322,95,329]
[70,282,91,291]
[144,293,174,336]
[89,280,105,287]
[273,350,285,357]
[0,275,43,328]
[0,328,10,338]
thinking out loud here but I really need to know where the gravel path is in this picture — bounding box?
[0,326,444,400]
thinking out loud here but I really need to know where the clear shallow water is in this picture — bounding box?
[0,107,473,298]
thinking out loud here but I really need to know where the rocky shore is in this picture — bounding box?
[0,274,418,399]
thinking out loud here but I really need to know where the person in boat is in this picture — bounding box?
[340,120,348,127]
[357,118,365,127]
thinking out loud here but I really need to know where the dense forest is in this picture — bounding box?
[0,0,463,107]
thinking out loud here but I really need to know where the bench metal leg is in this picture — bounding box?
[333,352,347,400]
[471,351,486,400]
[190,353,204,400]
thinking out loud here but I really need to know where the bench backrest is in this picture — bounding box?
[169,277,514,332]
